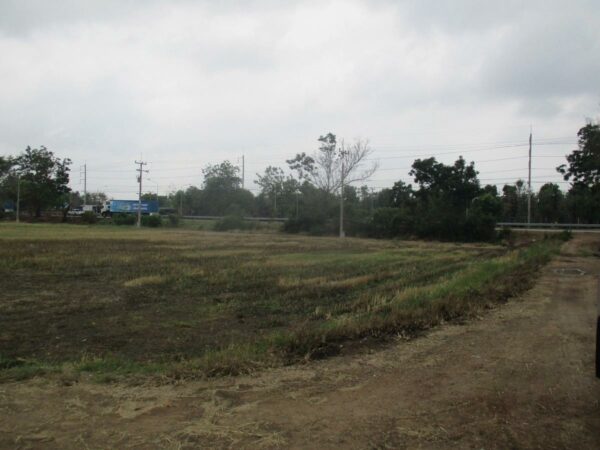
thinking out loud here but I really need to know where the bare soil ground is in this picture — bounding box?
[1,235,599,449]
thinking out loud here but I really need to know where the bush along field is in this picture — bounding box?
[0,223,563,382]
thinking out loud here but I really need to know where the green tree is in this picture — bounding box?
[408,156,484,240]
[410,156,480,206]
[201,161,254,216]
[10,146,72,217]
[0,156,16,210]
[255,166,300,217]
[501,184,518,221]
[203,161,241,190]
[537,183,564,222]
[466,193,503,241]
[557,123,600,186]
[557,123,600,223]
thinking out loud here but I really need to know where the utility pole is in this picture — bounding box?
[83,164,87,205]
[295,190,299,220]
[135,160,148,227]
[80,164,87,204]
[16,174,20,223]
[242,155,245,190]
[527,128,532,227]
[339,152,346,238]
[179,191,183,216]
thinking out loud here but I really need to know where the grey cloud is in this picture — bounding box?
[479,12,600,99]
[0,0,597,197]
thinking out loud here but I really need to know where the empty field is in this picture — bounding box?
[0,223,561,382]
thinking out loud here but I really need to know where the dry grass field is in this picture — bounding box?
[0,223,561,382]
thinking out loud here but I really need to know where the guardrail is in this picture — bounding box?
[497,222,600,229]
[183,215,288,223]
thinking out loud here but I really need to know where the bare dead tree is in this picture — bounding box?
[287,134,378,195]
[338,138,378,189]
[337,138,378,237]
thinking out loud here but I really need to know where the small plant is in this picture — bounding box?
[558,229,573,241]
[142,215,162,228]
[167,214,180,227]
[113,214,136,225]
[81,211,97,224]
[214,215,252,231]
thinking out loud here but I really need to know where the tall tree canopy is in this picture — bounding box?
[409,156,480,206]
[202,160,242,191]
[10,146,71,216]
[557,123,600,187]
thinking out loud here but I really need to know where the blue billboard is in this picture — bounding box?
[110,200,159,214]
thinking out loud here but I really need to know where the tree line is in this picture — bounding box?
[1,122,599,240]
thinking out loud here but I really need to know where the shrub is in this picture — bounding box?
[167,214,180,227]
[369,207,414,238]
[142,215,162,228]
[284,216,334,235]
[81,211,97,224]
[214,215,252,231]
[558,229,572,241]
[113,214,136,225]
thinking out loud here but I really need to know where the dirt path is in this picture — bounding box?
[2,236,599,449]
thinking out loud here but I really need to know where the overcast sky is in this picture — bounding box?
[1,0,599,198]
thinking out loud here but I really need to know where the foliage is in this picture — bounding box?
[113,214,136,225]
[465,193,503,241]
[214,214,253,231]
[537,183,564,222]
[203,160,242,191]
[557,123,600,187]
[167,214,180,227]
[81,211,97,224]
[3,146,71,217]
[71,190,107,207]
[283,183,338,235]
[141,215,162,227]
[199,161,255,216]
[369,207,413,238]
[255,166,300,217]
[558,229,573,241]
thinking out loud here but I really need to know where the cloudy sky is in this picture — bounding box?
[1,0,599,198]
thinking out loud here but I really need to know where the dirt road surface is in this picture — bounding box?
[2,236,599,449]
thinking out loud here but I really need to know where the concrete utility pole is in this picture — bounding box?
[16,174,20,223]
[135,160,148,227]
[80,164,87,204]
[242,155,245,190]
[83,164,87,205]
[527,128,532,227]
[339,153,346,238]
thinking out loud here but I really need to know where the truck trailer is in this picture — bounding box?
[101,200,159,217]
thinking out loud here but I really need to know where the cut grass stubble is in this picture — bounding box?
[0,223,561,382]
